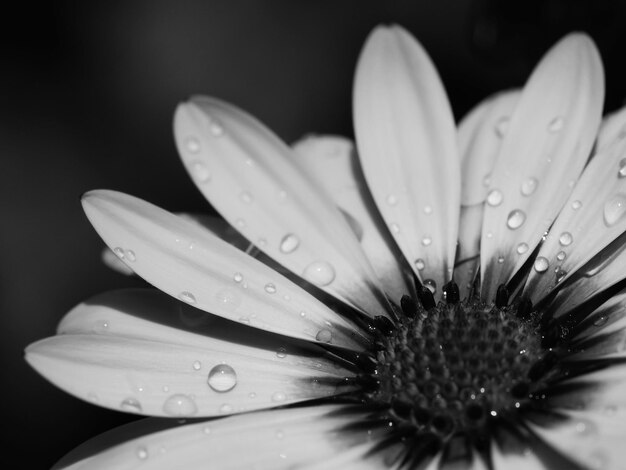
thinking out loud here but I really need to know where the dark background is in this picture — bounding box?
[3,1,626,467]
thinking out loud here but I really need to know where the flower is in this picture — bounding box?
[25,24,626,469]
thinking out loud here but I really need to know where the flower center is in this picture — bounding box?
[365,284,547,442]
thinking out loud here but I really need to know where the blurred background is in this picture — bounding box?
[2,0,626,467]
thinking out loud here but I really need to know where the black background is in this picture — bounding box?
[3,1,626,467]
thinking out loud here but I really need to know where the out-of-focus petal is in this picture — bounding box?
[292,135,413,302]
[480,34,604,300]
[353,25,460,298]
[596,106,626,153]
[26,289,355,418]
[55,405,388,470]
[490,442,548,470]
[81,190,370,349]
[174,97,391,317]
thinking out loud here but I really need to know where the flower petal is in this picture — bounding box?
[27,289,353,418]
[480,33,604,300]
[490,442,548,470]
[525,138,626,301]
[455,90,521,297]
[353,25,460,297]
[292,135,413,302]
[55,405,389,469]
[173,96,391,317]
[81,190,369,349]
[102,247,135,276]
[596,105,626,153]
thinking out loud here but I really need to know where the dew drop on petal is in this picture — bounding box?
[185,136,200,153]
[113,247,125,258]
[125,250,136,262]
[516,243,529,255]
[423,279,436,294]
[279,234,300,254]
[390,223,400,234]
[593,315,609,327]
[520,178,538,196]
[192,360,202,371]
[386,194,398,206]
[191,161,211,183]
[120,397,142,413]
[618,158,626,178]
[494,117,509,137]
[136,446,148,460]
[316,328,332,343]
[497,256,504,264]
[215,289,241,310]
[162,394,198,417]
[178,291,196,304]
[534,257,549,273]
[603,194,626,227]
[556,251,566,261]
[548,116,565,133]
[219,404,233,414]
[264,283,277,294]
[233,272,243,283]
[210,120,224,136]
[272,391,287,402]
[276,348,287,358]
[415,259,425,271]
[303,261,336,286]
[506,210,526,230]
[421,236,432,247]
[486,189,503,207]
[239,191,253,204]
[207,364,238,392]
[558,232,573,246]
[555,268,567,283]
[572,200,582,210]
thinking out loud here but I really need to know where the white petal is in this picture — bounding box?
[292,135,413,302]
[525,138,626,301]
[81,190,369,349]
[491,442,548,470]
[176,213,253,253]
[174,97,390,317]
[26,289,356,418]
[480,33,604,300]
[455,90,521,297]
[102,247,135,276]
[56,405,388,469]
[596,105,626,153]
[353,25,460,297]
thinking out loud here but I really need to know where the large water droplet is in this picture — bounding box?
[494,116,509,137]
[264,283,277,294]
[207,364,238,392]
[558,232,573,246]
[178,292,196,304]
[520,178,538,196]
[516,243,529,255]
[548,116,564,133]
[316,328,332,343]
[279,234,300,254]
[556,251,566,261]
[191,161,211,183]
[120,397,142,413]
[603,194,626,227]
[506,210,526,230]
[534,257,549,273]
[486,189,503,207]
[303,261,336,286]
[619,158,626,178]
[276,348,287,358]
[185,136,201,153]
[162,394,198,417]
[555,268,567,283]
[215,289,241,310]
[239,191,253,204]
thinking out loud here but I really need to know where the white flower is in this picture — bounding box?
[26,25,626,469]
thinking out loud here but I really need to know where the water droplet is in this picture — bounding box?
[486,231,493,239]
[264,283,277,294]
[192,360,202,371]
[516,243,529,254]
[207,364,237,392]
[215,289,241,310]
[390,223,400,234]
[423,279,436,294]
[548,116,564,133]
[415,259,425,271]
[421,236,432,247]
[125,250,136,262]
[178,292,196,304]
[572,200,582,210]
[136,446,148,460]
[185,136,200,153]
[316,328,332,343]
[494,117,509,137]
[272,391,287,402]
[534,257,549,273]
[593,315,609,327]
[248,392,257,399]
[219,403,233,414]
[386,194,398,206]
[556,251,566,261]
[555,268,567,283]
[619,159,626,178]
[113,247,125,258]
[163,394,198,417]
[497,256,504,264]
[239,191,253,204]
[486,189,503,206]
[210,120,224,136]
[558,232,573,246]
[191,161,211,183]
[120,397,142,413]
[506,210,526,230]
[233,272,243,283]
[423,205,433,215]
[303,261,336,286]
[276,348,287,358]
[603,194,626,227]
[520,178,538,196]
[279,234,300,253]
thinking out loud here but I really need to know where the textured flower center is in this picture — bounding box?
[365,284,548,443]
